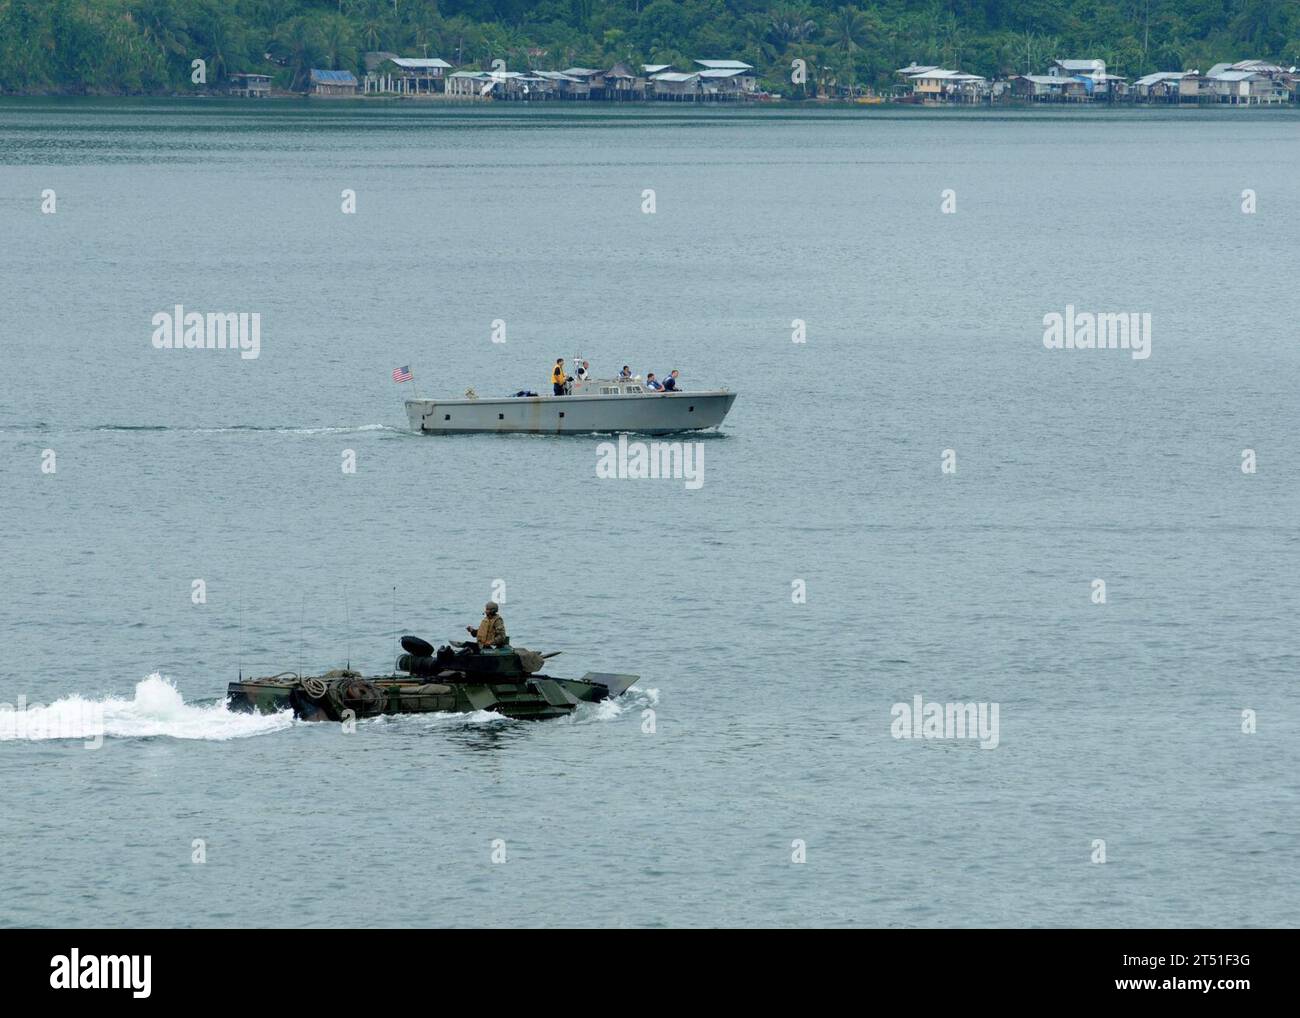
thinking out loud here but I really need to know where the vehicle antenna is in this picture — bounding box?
[392,585,397,665]
[298,597,306,680]
[344,587,352,673]
[238,589,243,683]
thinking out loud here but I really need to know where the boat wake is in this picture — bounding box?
[0,673,293,743]
[560,685,659,724]
[331,685,658,732]
[88,423,400,436]
[1,675,656,744]
[1,423,404,437]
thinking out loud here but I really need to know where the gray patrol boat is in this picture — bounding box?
[404,362,735,436]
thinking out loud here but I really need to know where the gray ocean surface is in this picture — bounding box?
[0,99,1297,928]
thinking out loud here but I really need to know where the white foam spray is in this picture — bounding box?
[0,673,293,744]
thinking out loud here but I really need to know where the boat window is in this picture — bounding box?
[627,386,643,393]
[601,386,619,394]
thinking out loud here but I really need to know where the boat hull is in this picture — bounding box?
[405,390,735,435]
[226,671,638,722]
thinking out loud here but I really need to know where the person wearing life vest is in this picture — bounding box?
[551,358,568,396]
[466,602,508,648]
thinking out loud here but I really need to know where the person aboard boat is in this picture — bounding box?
[551,358,568,396]
[466,602,508,648]
[662,369,680,391]
[620,365,632,379]
[576,360,590,380]
[645,372,662,391]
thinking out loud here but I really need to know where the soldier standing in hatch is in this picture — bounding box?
[466,602,508,648]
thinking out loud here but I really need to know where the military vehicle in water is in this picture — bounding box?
[226,636,638,722]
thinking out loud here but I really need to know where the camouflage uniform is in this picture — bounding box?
[476,614,508,648]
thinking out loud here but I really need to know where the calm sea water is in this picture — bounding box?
[1,99,1297,928]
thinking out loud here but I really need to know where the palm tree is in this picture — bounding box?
[272,16,328,90]
[829,6,876,90]
[190,4,244,84]
[830,6,869,58]
[135,0,192,65]
[767,8,818,56]
[321,14,357,70]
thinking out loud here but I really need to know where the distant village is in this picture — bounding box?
[896,58,1300,105]
[227,56,767,102]
[224,53,1300,106]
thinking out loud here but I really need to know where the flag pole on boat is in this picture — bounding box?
[393,364,420,402]
[344,587,351,674]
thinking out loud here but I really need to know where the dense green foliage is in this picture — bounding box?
[1,0,1297,95]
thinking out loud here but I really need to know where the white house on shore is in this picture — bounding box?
[897,65,987,102]
[694,60,758,94]
[1047,59,1127,97]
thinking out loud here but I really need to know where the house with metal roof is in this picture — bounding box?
[1206,68,1280,103]
[309,68,357,97]
[697,67,751,97]
[1133,69,1207,103]
[695,60,753,71]
[650,71,701,101]
[1224,60,1289,75]
[1132,71,1187,102]
[448,69,567,101]
[446,71,496,99]
[1050,59,1106,79]
[364,56,453,95]
[532,69,583,99]
[1041,60,1128,99]
[553,67,603,98]
[904,68,987,102]
[1012,74,1067,100]
[694,60,759,95]
[1204,60,1292,103]
[227,72,271,98]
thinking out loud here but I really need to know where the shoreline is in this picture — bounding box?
[3,93,1300,115]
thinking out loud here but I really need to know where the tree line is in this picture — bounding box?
[0,0,1296,95]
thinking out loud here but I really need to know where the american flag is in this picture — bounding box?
[392,365,412,384]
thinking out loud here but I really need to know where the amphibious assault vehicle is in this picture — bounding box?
[226,636,638,722]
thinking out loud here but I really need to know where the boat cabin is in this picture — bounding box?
[569,377,647,396]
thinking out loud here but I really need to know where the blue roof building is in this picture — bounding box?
[309,69,358,96]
